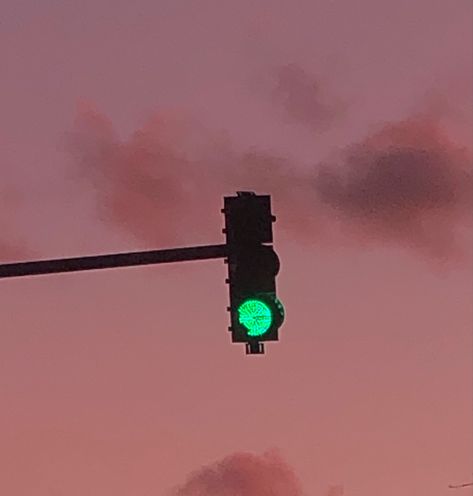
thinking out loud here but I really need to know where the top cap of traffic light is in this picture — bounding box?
[223,192,275,246]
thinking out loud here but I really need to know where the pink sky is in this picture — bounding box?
[1,1,472,495]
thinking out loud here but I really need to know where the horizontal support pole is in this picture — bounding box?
[0,244,228,279]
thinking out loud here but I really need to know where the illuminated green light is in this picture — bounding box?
[238,299,273,337]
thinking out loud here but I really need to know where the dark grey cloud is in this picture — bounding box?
[312,115,472,261]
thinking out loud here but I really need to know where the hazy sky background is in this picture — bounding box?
[1,1,472,495]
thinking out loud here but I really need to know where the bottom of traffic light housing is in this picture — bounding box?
[246,341,265,354]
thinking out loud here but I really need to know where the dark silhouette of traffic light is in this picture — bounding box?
[222,192,285,354]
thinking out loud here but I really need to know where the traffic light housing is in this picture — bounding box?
[222,192,285,354]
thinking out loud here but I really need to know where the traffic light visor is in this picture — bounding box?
[238,299,273,337]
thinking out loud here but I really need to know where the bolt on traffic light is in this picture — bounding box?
[222,191,285,354]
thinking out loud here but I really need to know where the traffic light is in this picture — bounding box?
[222,191,285,354]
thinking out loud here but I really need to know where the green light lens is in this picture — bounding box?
[238,299,273,337]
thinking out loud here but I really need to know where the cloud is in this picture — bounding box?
[65,101,210,246]
[312,114,472,262]
[172,451,303,496]
[172,451,346,496]
[66,102,471,265]
[271,63,346,131]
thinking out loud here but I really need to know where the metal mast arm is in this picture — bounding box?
[0,244,227,279]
